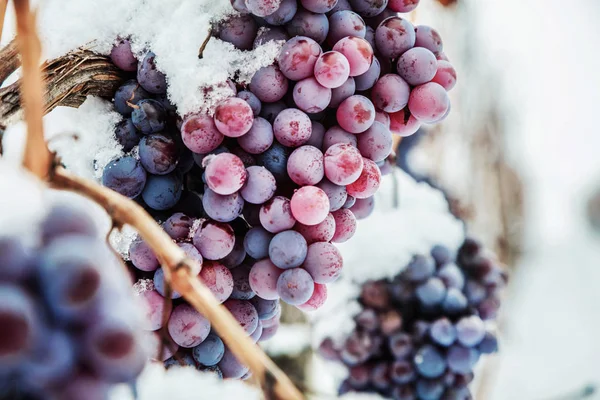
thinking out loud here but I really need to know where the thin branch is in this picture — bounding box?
[0,40,19,84]
[50,167,303,400]
[0,0,7,44]
[14,0,51,178]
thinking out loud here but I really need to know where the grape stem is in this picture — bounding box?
[13,1,303,399]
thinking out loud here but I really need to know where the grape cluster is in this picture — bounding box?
[319,239,507,400]
[0,197,146,399]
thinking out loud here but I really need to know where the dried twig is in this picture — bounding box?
[0,40,19,84]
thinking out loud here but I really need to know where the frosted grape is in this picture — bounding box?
[357,121,393,162]
[273,108,312,147]
[298,282,328,311]
[110,39,137,72]
[314,51,351,89]
[268,230,308,269]
[286,9,329,44]
[293,77,332,114]
[327,10,366,46]
[349,196,374,219]
[389,108,421,137]
[329,77,356,108]
[301,0,338,13]
[250,298,279,320]
[193,220,235,260]
[332,37,374,77]
[408,82,450,123]
[178,243,203,275]
[249,259,283,300]
[430,317,457,347]
[388,0,420,13]
[219,14,258,51]
[324,143,364,185]
[214,97,254,137]
[237,117,274,154]
[245,0,282,16]
[168,304,211,348]
[240,166,277,204]
[447,345,480,374]
[237,90,262,116]
[349,0,389,17]
[290,186,331,226]
[331,208,357,243]
[343,195,356,209]
[102,156,147,199]
[287,145,324,186]
[218,348,249,379]
[192,333,225,367]
[254,27,290,48]
[413,345,446,378]
[432,60,457,91]
[114,118,142,152]
[142,172,182,210]
[303,242,344,283]
[250,65,289,102]
[131,99,166,134]
[264,0,298,25]
[336,95,375,133]
[180,113,224,154]
[0,284,37,364]
[231,0,250,13]
[277,268,315,305]
[162,212,194,240]
[198,261,234,303]
[221,236,247,269]
[259,196,296,233]
[375,17,416,59]
[114,80,150,117]
[372,74,411,113]
[456,316,486,347]
[295,213,336,244]
[139,134,179,175]
[137,52,167,94]
[202,189,244,222]
[354,56,380,91]
[244,227,274,259]
[250,321,264,342]
[414,25,443,54]
[224,299,259,334]
[346,157,382,199]
[278,36,322,81]
[259,322,280,341]
[129,236,159,272]
[153,268,182,299]
[204,153,248,195]
[416,277,447,306]
[323,125,357,149]
[306,121,326,148]
[317,178,348,211]
[397,47,438,86]
[137,288,171,331]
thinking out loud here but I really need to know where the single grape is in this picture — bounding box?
[250,65,289,102]
[349,0,388,17]
[240,166,277,205]
[389,108,421,137]
[301,0,338,13]
[432,60,457,91]
[329,77,356,108]
[129,236,159,272]
[303,241,343,283]
[305,121,326,148]
[250,297,279,320]
[249,320,264,342]
[163,353,195,369]
[478,331,499,354]
[193,220,235,260]
[259,195,296,233]
[388,332,413,359]
[403,255,435,282]
[322,125,358,149]
[231,0,250,13]
[137,52,167,94]
[245,0,283,16]
[408,82,450,123]
[268,230,308,269]
[390,360,415,385]
[331,208,357,243]
[277,268,315,305]
[102,156,147,199]
[343,195,356,209]
[290,186,331,226]
[139,134,179,175]
[162,213,194,240]
[370,363,391,391]
[249,259,283,300]
[237,117,274,155]
[375,17,416,59]
[278,36,322,81]
[332,37,373,77]
[414,25,443,54]
[286,9,329,44]
[413,344,446,378]
[224,299,259,334]
[336,95,375,133]
[180,113,224,153]
[167,304,211,348]
[317,179,348,211]
[23,329,75,390]
[263,0,298,25]
[329,0,352,13]
[0,284,38,365]
[416,277,447,307]
[349,196,374,219]
[254,27,290,48]
[442,287,468,314]
[324,143,364,185]
[346,157,381,199]
[314,51,351,89]
[141,172,182,211]
[397,47,438,86]
[114,118,143,152]
[218,347,249,379]
[455,316,486,347]
[354,56,380,91]
[243,227,274,259]
[295,213,336,244]
[430,317,457,347]
[131,99,166,134]
[114,80,150,117]
[293,77,332,114]
[203,153,248,195]
[110,39,137,71]
[416,379,445,400]
[371,74,411,113]
[298,283,328,312]
[202,189,244,223]
[153,268,182,299]
[218,14,258,50]
[273,108,312,147]
[388,0,420,12]
[364,25,376,49]
[231,264,255,300]
[237,90,262,116]
[198,261,234,303]
[437,263,465,289]
[214,97,254,138]
[257,142,291,181]
[137,287,171,331]
[357,121,393,162]
[287,145,324,186]
[327,10,366,46]
[178,243,203,275]
[447,345,480,374]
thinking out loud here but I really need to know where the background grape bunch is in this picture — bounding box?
[0,194,147,399]
[100,0,457,381]
[319,238,507,399]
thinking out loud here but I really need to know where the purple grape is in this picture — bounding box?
[164,353,195,369]
[354,56,380,91]
[224,299,259,334]
[218,14,258,50]
[478,331,499,354]
[329,0,352,13]
[389,332,413,359]
[192,333,225,366]
[416,277,446,306]
[301,0,338,13]
[327,10,366,46]
[249,320,264,342]
[336,94,376,133]
[162,213,194,240]
[464,280,486,305]
[442,287,468,314]
[357,121,393,162]
[114,80,150,116]
[430,317,457,347]
[293,77,332,113]
[447,345,480,374]
[153,268,182,299]
[262,0,297,25]
[237,90,262,116]
[259,101,287,123]
[413,344,446,378]
[397,47,438,86]
[110,38,137,71]
[269,230,308,269]
[0,238,33,281]
[350,196,375,219]
[259,195,296,233]
[350,0,388,17]
[0,284,38,366]
[416,379,445,400]
[276,268,315,305]
[250,65,289,103]
[240,166,277,205]
[273,108,312,147]
[245,0,283,16]
[329,77,356,108]
[254,26,290,48]
[402,255,436,282]
[102,157,147,199]
[278,36,322,81]
[286,9,329,44]
[375,17,416,59]
[231,264,255,300]
[180,113,224,154]
[364,25,376,48]
[53,373,109,400]
[322,125,357,150]
[250,297,279,320]
[202,188,244,223]
[430,244,452,266]
[41,198,99,242]
[114,118,142,152]
[390,360,416,385]
[168,304,211,348]
[343,195,356,209]
[139,133,179,175]
[287,145,324,186]
[437,263,465,289]
[249,259,283,300]
[360,280,390,309]
[137,52,167,94]
[414,25,443,54]
[243,227,274,259]
[317,178,348,211]
[455,316,485,347]
[141,172,182,211]
[131,99,167,134]
[23,329,75,390]
[306,121,326,148]
[237,117,274,155]
[303,242,343,283]
[371,73,411,113]
[193,220,235,260]
[218,347,249,379]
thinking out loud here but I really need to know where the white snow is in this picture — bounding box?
[109,363,261,400]
[260,323,312,357]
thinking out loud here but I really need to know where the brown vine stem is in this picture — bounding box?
[14,0,51,178]
[51,168,303,400]
[0,0,8,45]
